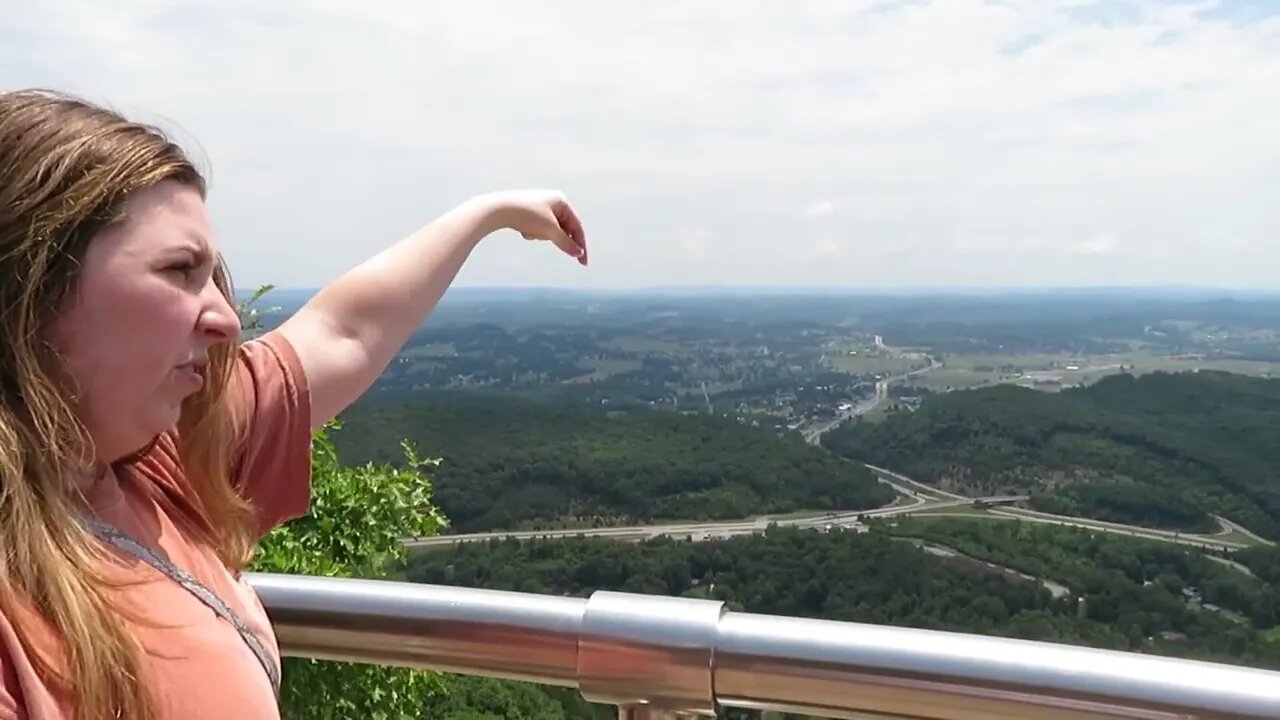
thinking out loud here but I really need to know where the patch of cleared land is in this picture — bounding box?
[910,368,1006,391]
[1212,527,1267,547]
[564,358,644,383]
[401,342,458,358]
[906,505,1003,519]
[604,337,690,354]
[908,352,1280,393]
[827,348,929,376]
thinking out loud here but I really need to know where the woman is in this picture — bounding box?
[0,89,588,720]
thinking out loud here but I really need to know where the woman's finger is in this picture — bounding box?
[543,224,584,261]
[555,201,588,266]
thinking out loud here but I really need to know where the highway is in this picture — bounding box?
[404,465,1024,549]
[405,462,1264,555]
[986,507,1258,552]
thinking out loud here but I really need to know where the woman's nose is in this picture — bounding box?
[199,284,243,342]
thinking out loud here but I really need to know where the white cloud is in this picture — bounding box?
[676,227,712,261]
[1072,232,1120,255]
[2,0,1278,289]
[801,200,838,218]
[806,238,843,261]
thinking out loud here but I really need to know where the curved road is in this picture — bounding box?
[405,463,1265,554]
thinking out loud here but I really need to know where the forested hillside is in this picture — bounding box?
[824,371,1280,537]
[333,393,893,532]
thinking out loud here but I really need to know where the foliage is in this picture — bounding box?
[333,392,893,532]
[236,283,280,338]
[1238,546,1280,585]
[1028,482,1217,533]
[250,424,449,719]
[882,518,1280,631]
[824,371,1280,537]
[419,675,615,719]
[405,526,1280,676]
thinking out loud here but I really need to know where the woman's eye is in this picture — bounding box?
[165,261,197,277]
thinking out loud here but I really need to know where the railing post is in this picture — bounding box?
[577,591,724,716]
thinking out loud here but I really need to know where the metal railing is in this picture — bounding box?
[248,572,1280,719]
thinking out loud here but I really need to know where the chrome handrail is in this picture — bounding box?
[248,572,1280,719]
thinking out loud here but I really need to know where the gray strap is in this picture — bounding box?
[83,517,281,697]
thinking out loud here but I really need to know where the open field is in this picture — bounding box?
[905,506,1002,519]
[563,358,644,383]
[903,351,1280,394]
[604,337,690,354]
[401,342,458,358]
[910,368,1005,391]
[827,351,928,376]
[1213,527,1268,547]
[943,353,1079,371]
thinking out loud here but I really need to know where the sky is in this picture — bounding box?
[3,0,1279,291]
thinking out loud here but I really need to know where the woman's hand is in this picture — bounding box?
[478,189,589,266]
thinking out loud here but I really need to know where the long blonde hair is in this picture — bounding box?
[0,89,258,719]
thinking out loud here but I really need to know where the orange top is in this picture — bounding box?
[0,332,313,719]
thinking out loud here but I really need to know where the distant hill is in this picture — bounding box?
[824,371,1280,538]
[333,393,893,532]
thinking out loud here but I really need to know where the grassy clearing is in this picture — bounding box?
[827,351,927,376]
[910,368,1006,391]
[906,505,1001,519]
[762,509,831,521]
[921,352,1280,394]
[852,403,896,424]
[947,351,1280,378]
[405,359,446,374]
[563,358,643,384]
[943,353,1079,371]
[1122,355,1280,377]
[605,337,690,354]
[1208,527,1268,548]
[400,342,457,358]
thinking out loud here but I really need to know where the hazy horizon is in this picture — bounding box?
[247,283,1280,300]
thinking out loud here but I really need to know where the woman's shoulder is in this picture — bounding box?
[0,611,19,720]
[0,600,72,719]
[230,333,310,418]
[227,332,314,534]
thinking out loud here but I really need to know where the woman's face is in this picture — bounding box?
[49,180,241,464]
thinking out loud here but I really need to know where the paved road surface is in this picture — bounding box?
[406,463,1264,555]
[987,507,1252,551]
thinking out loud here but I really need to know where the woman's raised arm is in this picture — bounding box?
[272,190,587,430]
